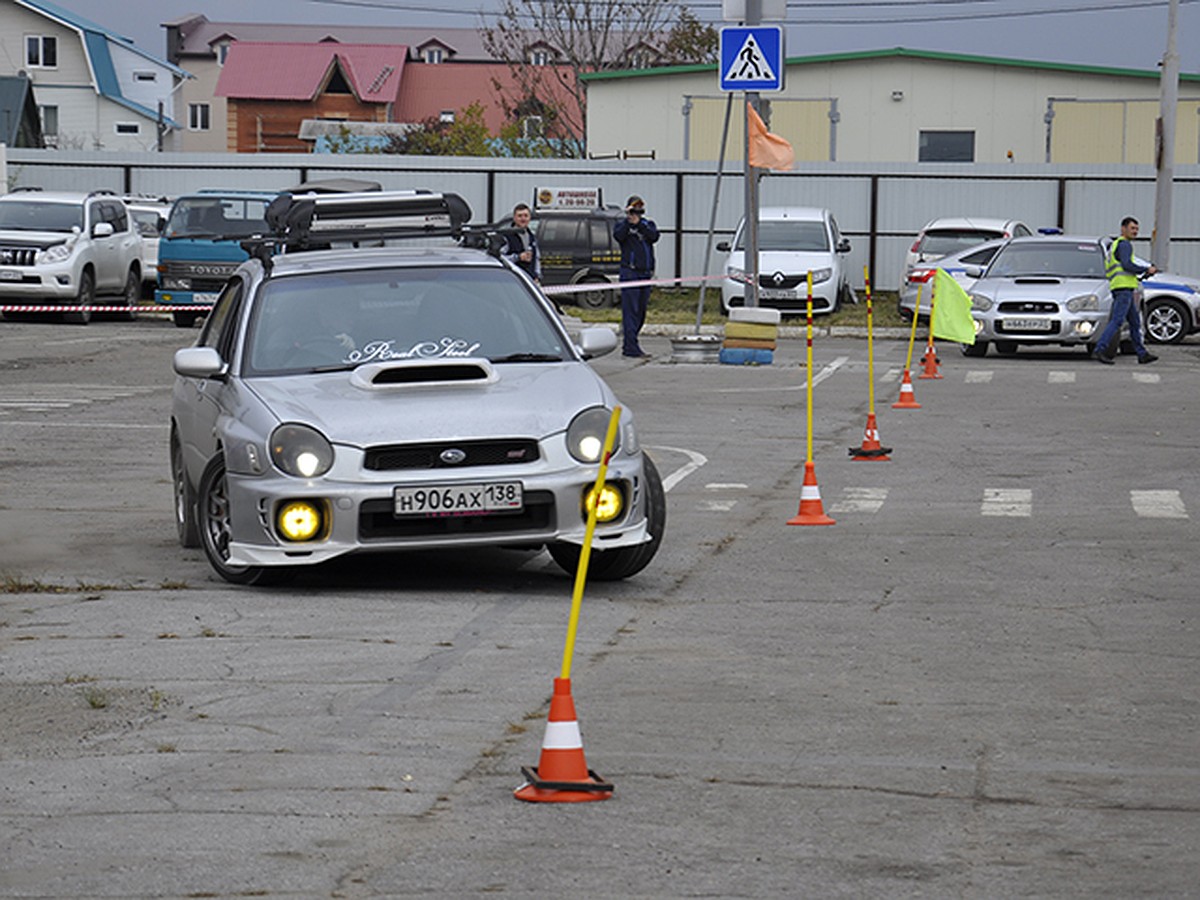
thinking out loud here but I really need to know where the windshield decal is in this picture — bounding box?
[346,337,482,365]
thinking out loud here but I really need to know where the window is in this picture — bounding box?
[439,110,455,124]
[629,50,651,69]
[522,116,544,139]
[134,71,157,83]
[530,49,550,66]
[26,35,58,68]
[39,105,59,138]
[423,47,443,64]
[189,103,211,131]
[919,131,975,163]
[216,42,231,65]
[115,122,141,135]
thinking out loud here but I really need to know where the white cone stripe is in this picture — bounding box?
[542,720,583,749]
[800,485,822,500]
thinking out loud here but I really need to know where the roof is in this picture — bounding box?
[579,46,1200,83]
[164,15,490,61]
[0,75,42,147]
[15,0,187,127]
[215,42,406,103]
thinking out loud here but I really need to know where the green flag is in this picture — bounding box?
[931,268,977,345]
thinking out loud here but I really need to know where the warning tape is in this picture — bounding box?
[0,304,204,313]
[542,273,727,296]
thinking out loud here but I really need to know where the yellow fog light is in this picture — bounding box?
[276,500,325,542]
[583,484,624,523]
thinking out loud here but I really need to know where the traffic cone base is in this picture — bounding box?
[787,461,835,526]
[514,678,613,803]
[918,345,943,379]
[850,412,892,461]
[892,369,921,409]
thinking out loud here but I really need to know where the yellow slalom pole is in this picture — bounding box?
[864,265,875,415]
[560,405,622,682]
[805,270,815,464]
[904,283,922,371]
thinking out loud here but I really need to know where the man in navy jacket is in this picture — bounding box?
[613,195,659,358]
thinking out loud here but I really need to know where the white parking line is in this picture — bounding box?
[1130,490,1187,519]
[965,370,993,383]
[982,488,1032,517]
[1048,371,1076,384]
[649,445,708,493]
[830,487,888,514]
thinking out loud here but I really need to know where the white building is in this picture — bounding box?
[0,0,188,152]
[584,48,1200,165]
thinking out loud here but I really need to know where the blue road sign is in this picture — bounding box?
[719,26,784,92]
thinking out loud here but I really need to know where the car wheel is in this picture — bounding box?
[119,267,140,321]
[961,341,988,358]
[62,268,94,325]
[173,311,198,328]
[171,431,200,548]
[198,455,289,585]
[994,340,1018,355]
[838,282,856,309]
[1144,298,1188,344]
[548,455,666,581]
[575,275,613,310]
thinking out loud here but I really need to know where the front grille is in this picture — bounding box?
[757,274,806,290]
[358,490,554,540]
[997,301,1057,313]
[364,439,540,471]
[0,246,39,267]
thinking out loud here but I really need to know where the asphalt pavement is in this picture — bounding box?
[1,315,1197,898]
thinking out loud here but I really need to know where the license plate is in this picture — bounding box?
[393,482,523,517]
[1003,317,1053,331]
[193,292,219,304]
[759,287,797,300]
[0,269,19,281]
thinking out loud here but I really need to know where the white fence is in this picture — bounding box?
[5,149,1198,290]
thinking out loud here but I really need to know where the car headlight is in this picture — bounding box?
[1066,293,1100,312]
[567,407,620,463]
[270,424,334,477]
[37,244,73,264]
[808,267,833,285]
[969,292,993,311]
[726,265,745,281]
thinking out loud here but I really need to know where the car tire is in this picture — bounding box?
[1144,298,1188,344]
[994,340,1018,355]
[961,341,988,358]
[171,431,200,548]
[173,311,199,328]
[62,268,95,325]
[119,267,140,321]
[575,275,614,310]
[547,455,666,581]
[198,455,290,586]
[838,282,856,309]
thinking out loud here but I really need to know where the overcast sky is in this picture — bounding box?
[44,0,1199,73]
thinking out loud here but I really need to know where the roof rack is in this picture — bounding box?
[239,189,475,271]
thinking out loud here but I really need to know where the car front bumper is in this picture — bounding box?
[721,277,838,314]
[972,312,1106,344]
[0,264,82,300]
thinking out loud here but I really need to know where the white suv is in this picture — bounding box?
[718,207,853,315]
[0,189,143,324]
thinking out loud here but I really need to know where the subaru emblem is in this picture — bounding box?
[440,448,467,465]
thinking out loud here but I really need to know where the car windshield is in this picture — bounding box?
[986,242,1105,278]
[166,197,271,238]
[736,220,829,252]
[244,266,570,375]
[129,208,163,237]
[0,200,83,232]
[919,229,1003,257]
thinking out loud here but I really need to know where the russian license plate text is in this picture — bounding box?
[394,482,523,517]
[1003,317,1053,331]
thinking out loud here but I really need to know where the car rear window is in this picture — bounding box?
[919,229,1004,257]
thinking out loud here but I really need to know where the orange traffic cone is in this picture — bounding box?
[918,343,943,379]
[850,412,891,461]
[514,678,613,803]
[787,461,835,526]
[892,369,921,409]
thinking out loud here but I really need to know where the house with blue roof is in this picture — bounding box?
[0,0,189,151]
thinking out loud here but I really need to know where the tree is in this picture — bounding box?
[660,9,719,66]
[382,102,494,157]
[481,0,712,158]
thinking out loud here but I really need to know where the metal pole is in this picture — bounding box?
[743,0,761,308]
[1152,0,1179,270]
[696,93,734,333]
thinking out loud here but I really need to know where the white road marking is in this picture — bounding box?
[830,487,888,514]
[1133,372,1161,384]
[705,483,748,490]
[1048,371,1076,384]
[699,500,739,512]
[712,356,849,393]
[881,368,901,383]
[649,445,708,493]
[1130,490,1187,519]
[965,370,993,383]
[982,488,1032,517]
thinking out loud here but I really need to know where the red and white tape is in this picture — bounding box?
[542,272,727,296]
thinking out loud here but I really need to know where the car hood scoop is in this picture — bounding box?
[349,358,498,390]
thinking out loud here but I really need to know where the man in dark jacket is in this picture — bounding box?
[503,203,541,283]
[613,194,659,358]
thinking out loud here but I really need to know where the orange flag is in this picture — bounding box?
[747,102,794,171]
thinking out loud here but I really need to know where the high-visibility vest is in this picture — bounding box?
[1106,237,1139,290]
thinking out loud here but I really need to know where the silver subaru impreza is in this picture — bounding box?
[169,192,664,585]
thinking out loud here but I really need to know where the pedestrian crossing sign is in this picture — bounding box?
[719,26,784,92]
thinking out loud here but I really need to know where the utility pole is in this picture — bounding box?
[1152,0,1179,269]
[743,0,761,307]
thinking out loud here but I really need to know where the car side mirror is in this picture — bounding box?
[963,264,984,278]
[92,221,114,238]
[174,346,227,378]
[156,216,166,234]
[836,238,851,254]
[716,241,731,252]
[576,326,618,359]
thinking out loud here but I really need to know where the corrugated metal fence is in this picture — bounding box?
[4,149,1198,290]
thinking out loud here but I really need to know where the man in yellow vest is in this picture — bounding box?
[1096,216,1158,365]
